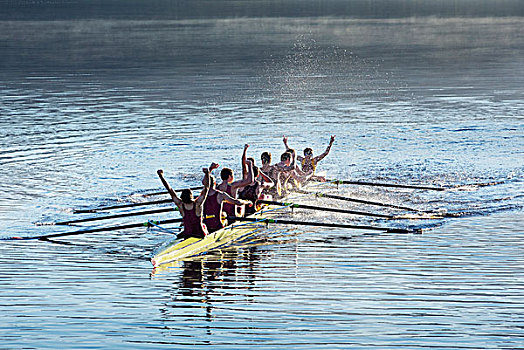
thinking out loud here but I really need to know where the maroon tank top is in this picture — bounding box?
[238,181,260,215]
[203,191,224,233]
[181,203,207,238]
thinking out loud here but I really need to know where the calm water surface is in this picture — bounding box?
[0,2,523,349]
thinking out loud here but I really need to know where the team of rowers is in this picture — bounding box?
[157,136,335,239]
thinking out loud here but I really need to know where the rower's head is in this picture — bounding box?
[280,151,291,165]
[180,189,194,204]
[303,147,313,157]
[220,167,234,183]
[261,152,271,165]
[247,157,255,165]
[286,148,297,161]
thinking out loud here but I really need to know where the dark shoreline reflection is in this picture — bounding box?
[1,0,523,21]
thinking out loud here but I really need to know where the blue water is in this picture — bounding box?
[1,2,523,349]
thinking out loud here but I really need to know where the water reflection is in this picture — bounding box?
[157,247,265,323]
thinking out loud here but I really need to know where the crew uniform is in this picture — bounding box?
[238,180,261,216]
[180,204,208,238]
[203,191,225,233]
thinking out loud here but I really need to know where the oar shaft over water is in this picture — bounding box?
[6,218,184,241]
[50,207,177,226]
[228,216,421,234]
[310,191,420,212]
[327,179,446,191]
[74,199,172,213]
[259,200,394,218]
[74,186,204,213]
[140,185,204,197]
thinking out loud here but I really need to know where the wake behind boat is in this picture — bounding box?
[7,136,505,269]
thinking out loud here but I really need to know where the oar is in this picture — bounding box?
[74,186,203,213]
[297,189,419,211]
[325,179,446,191]
[308,192,452,218]
[134,186,204,198]
[39,207,178,226]
[259,200,395,219]
[227,216,421,234]
[324,179,505,191]
[5,218,184,241]
[74,199,172,213]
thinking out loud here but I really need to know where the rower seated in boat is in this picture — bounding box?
[238,165,274,216]
[274,151,307,195]
[204,172,253,233]
[260,151,284,199]
[283,135,335,181]
[157,167,211,239]
[217,144,254,219]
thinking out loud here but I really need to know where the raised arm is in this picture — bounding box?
[195,168,211,207]
[283,135,290,149]
[233,158,254,190]
[157,169,182,206]
[284,136,304,162]
[241,144,249,178]
[315,135,335,162]
[208,162,219,172]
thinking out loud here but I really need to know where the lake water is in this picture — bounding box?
[0,1,523,349]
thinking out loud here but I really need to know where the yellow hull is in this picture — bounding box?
[151,205,283,268]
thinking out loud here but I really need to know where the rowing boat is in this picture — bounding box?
[151,203,287,268]
[150,180,322,268]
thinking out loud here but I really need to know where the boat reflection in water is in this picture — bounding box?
[155,246,269,326]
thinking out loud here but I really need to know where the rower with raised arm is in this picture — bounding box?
[204,164,253,232]
[260,151,284,198]
[157,167,211,239]
[272,151,304,195]
[283,135,336,175]
[284,147,310,183]
[261,152,278,182]
[218,144,255,219]
[238,164,274,215]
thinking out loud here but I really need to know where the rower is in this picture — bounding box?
[260,152,278,182]
[250,155,273,186]
[260,151,284,199]
[273,151,303,195]
[283,135,335,178]
[157,167,211,239]
[204,171,253,233]
[284,147,310,182]
[217,144,254,219]
[238,165,274,215]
